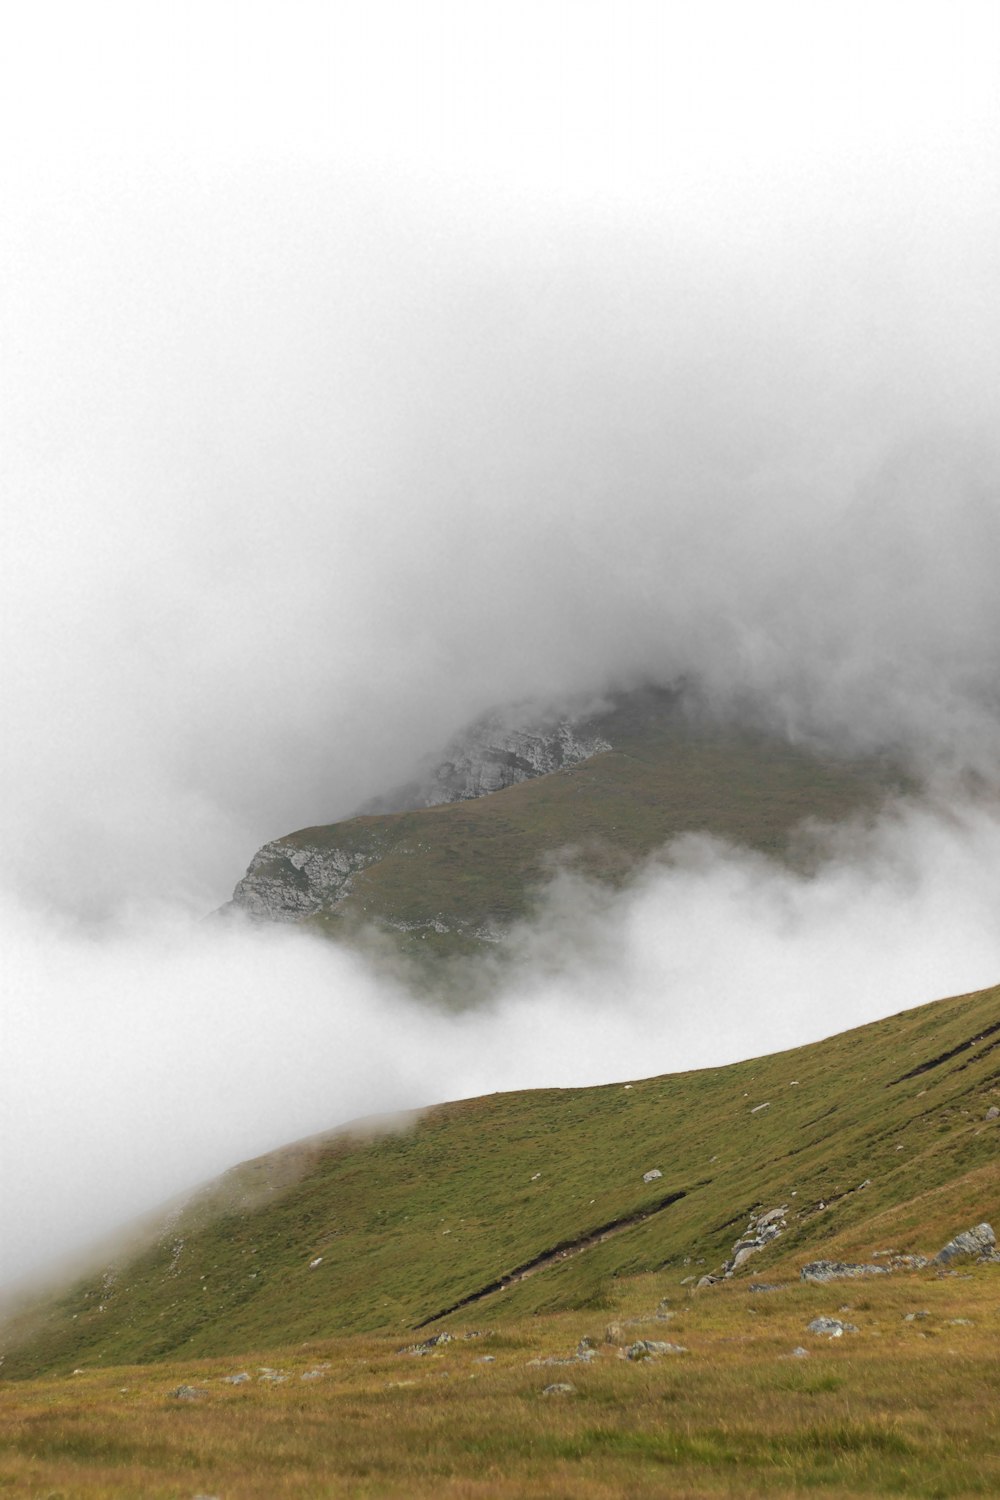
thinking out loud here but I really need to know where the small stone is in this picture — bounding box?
[806,1316,858,1336]
[398,1332,455,1356]
[169,1385,206,1400]
[985,1106,999,1120]
[643,1168,663,1183]
[791,1346,810,1358]
[222,1372,251,1385]
[625,1339,687,1359]
[542,1382,575,1395]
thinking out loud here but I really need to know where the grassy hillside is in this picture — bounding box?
[5,978,998,1382]
[267,715,902,968]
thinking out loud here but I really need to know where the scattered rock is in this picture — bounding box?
[309,1256,323,1269]
[903,1311,930,1322]
[806,1317,858,1337]
[398,1332,455,1356]
[721,1205,788,1276]
[604,1322,623,1344]
[624,1339,688,1359]
[541,1382,576,1396]
[749,1283,782,1293]
[790,1346,810,1358]
[801,1253,927,1282]
[528,1343,599,1367]
[643,1169,663,1183]
[801,1260,887,1283]
[934,1222,998,1265]
[986,1106,999,1120]
[169,1385,207,1400]
[475,1355,496,1363]
[946,1318,973,1326]
[749,1102,771,1114]
[221,1372,251,1385]
[300,1369,328,1381]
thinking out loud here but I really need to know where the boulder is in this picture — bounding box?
[934,1222,997,1265]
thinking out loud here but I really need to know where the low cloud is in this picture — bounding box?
[4,793,1000,1289]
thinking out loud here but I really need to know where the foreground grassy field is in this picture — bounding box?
[4,1264,1000,1498]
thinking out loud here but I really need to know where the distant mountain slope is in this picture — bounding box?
[221,689,902,966]
[5,979,998,1379]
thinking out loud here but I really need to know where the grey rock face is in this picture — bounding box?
[228,839,381,923]
[366,708,613,813]
[934,1222,997,1265]
[422,718,612,805]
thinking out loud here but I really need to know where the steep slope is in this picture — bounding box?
[5,979,998,1378]
[223,693,901,966]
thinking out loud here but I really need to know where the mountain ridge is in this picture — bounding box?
[219,688,904,971]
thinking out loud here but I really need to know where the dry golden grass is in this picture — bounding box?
[3,1263,998,1498]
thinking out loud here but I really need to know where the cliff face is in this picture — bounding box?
[229,836,385,924]
[404,714,613,807]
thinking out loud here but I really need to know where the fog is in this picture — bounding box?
[2,1,1000,1286]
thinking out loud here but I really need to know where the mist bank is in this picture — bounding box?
[3,152,999,923]
[5,789,1000,1291]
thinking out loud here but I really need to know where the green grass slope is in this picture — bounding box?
[277,717,900,966]
[5,979,998,1380]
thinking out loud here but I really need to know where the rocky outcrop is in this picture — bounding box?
[364,707,614,813]
[422,717,611,805]
[226,837,384,924]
